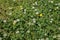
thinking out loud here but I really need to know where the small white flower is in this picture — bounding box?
[28,22,34,25]
[38,39,40,40]
[44,33,47,36]
[57,37,60,40]
[38,24,41,26]
[24,9,26,12]
[56,7,59,9]
[57,34,60,38]
[8,7,13,9]
[58,3,60,5]
[36,12,39,14]
[48,0,54,3]
[35,2,38,5]
[55,7,59,10]
[40,38,44,40]
[50,1,54,3]
[3,33,7,37]
[33,20,36,23]
[58,27,60,30]
[35,39,37,40]
[3,20,6,23]
[31,16,33,18]
[49,9,52,12]
[32,3,35,5]
[27,30,30,33]
[50,18,53,23]
[24,12,26,14]
[0,37,2,40]
[16,19,20,22]
[32,6,35,9]
[53,35,56,38]
[28,22,32,25]
[24,9,26,14]
[16,31,19,34]
[34,9,37,11]
[55,3,58,5]
[9,12,12,15]
[13,0,16,1]
[51,18,53,21]
[50,20,53,23]
[32,18,36,23]
[45,4,47,6]
[13,20,17,25]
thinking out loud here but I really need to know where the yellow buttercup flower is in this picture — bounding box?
[39,13,43,17]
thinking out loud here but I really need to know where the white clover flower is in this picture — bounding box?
[9,12,12,15]
[35,39,37,40]
[0,37,2,40]
[51,18,53,21]
[38,39,40,40]
[58,27,60,30]
[16,30,20,34]
[8,7,13,9]
[24,9,26,14]
[32,6,35,9]
[3,33,7,37]
[48,0,54,3]
[40,38,44,40]
[44,33,47,36]
[57,37,60,40]
[50,1,54,3]
[33,20,36,23]
[35,1,38,5]
[49,9,52,12]
[27,30,30,33]
[13,20,17,25]
[55,7,59,10]
[16,19,20,22]
[50,20,53,23]
[58,3,60,5]
[36,12,39,15]
[50,18,53,23]
[13,0,16,1]
[56,7,59,9]
[31,16,33,18]
[32,3,35,5]
[28,22,34,25]
[45,3,47,5]
[38,24,41,26]
[32,18,36,23]
[24,12,26,14]
[13,19,20,25]
[55,3,58,5]
[57,34,60,38]
[34,9,38,11]
[53,35,56,38]
[3,20,6,23]
[24,9,26,12]
[28,22,32,25]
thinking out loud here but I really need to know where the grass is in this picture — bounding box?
[0,0,60,40]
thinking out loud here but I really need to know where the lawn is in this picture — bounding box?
[0,0,60,40]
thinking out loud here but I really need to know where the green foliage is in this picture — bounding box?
[0,0,60,40]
